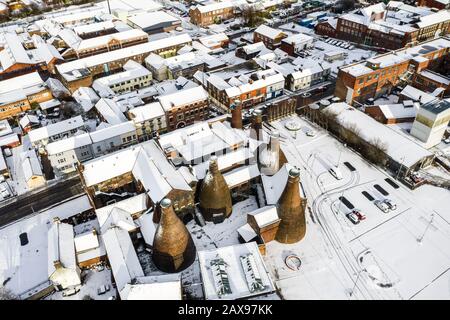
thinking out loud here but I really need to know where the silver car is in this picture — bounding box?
[374,200,389,213]
[384,199,397,210]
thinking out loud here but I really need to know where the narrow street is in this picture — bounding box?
[0,177,84,227]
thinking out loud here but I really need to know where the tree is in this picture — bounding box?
[365,138,388,166]
[241,6,267,27]
[0,287,19,300]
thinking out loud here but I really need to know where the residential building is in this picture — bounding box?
[47,133,93,175]
[280,33,314,56]
[28,115,85,147]
[253,25,287,50]
[0,72,53,120]
[90,121,138,157]
[145,51,225,81]
[47,121,138,175]
[21,150,46,189]
[189,2,236,27]
[158,86,209,131]
[205,68,285,110]
[56,33,192,92]
[128,102,167,141]
[92,60,152,98]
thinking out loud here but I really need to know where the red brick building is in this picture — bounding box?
[335,37,450,105]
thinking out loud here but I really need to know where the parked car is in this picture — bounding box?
[97,284,111,295]
[374,200,389,213]
[352,209,366,221]
[329,166,343,180]
[346,212,360,225]
[443,138,450,144]
[62,287,79,297]
[301,92,312,98]
[305,128,316,137]
[410,172,424,184]
[383,199,397,210]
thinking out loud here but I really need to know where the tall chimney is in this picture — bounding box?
[251,109,263,141]
[275,168,306,244]
[259,130,280,176]
[152,198,196,273]
[198,156,232,223]
[230,99,243,129]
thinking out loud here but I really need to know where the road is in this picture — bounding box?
[0,177,84,227]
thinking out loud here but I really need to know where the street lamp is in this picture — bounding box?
[395,156,405,181]
[337,143,347,168]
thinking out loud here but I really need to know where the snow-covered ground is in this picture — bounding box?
[263,115,450,300]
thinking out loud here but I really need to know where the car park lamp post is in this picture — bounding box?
[337,143,347,168]
[395,156,405,181]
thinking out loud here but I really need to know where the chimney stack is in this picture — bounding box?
[152,198,196,273]
[230,99,243,129]
[275,168,306,244]
[198,156,232,223]
[259,130,280,176]
[251,109,263,141]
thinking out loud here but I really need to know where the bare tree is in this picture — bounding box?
[0,287,19,300]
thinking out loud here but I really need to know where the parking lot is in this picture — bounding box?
[263,114,450,299]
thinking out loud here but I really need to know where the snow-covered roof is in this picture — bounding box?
[376,103,419,120]
[90,121,136,143]
[0,195,91,298]
[21,150,43,181]
[282,33,313,45]
[74,29,148,52]
[0,71,45,95]
[248,206,280,228]
[400,85,437,104]
[56,34,192,74]
[223,164,260,188]
[192,147,254,180]
[94,98,128,125]
[120,275,181,300]
[195,1,234,13]
[158,86,208,111]
[418,70,450,86]
[254,24,285,40]
[82,142,191,202]
[46,132,92,155]
[102,227,144,294]
[73,87,100,112]
[136,210,156,246]
[324,103,434,168]
[47,220,77,277]
[74,230,100,254]
[128,102,165,122]
[416,10,450,29]
[261,163,296,205]
[341,37,450,77]
[237,223,258,242]
[198,242,275,300]
[198,33,229,48]
[127,11,180,30]
[93,60,150,89]
[28,115,85,143]
[73,20,115,36]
